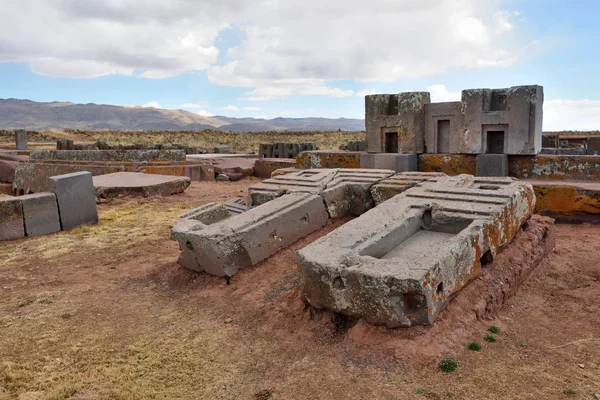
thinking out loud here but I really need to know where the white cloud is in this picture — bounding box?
[494,10,514,34]
[140,101,162,109]
[244,106,262,111]
[181,102,209,109]
[197,110,214,117]
[220,105,238,111]
[544,99,600,131]
[426,84,462,102]
[0,1,528,99]
[281,111,297,115]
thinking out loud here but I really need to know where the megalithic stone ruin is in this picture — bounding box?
[298,175,535,327]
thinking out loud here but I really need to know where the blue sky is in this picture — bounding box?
[0,0,599,130]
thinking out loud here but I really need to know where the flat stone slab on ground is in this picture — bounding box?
[20,193,61,237]
[50,171,98,230]
[93,172,191,198]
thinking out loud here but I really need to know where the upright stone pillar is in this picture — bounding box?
[15,129,27,150]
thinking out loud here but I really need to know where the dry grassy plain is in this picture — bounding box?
[0,129,365,153]
[0,181,599,400]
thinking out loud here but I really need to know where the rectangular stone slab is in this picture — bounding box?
[182,193,329,277]
[92,172,191,198]
[247,168,338,207]
[0,197,24,240]
[298,175,535,328]
[50,171,99,230]
[20,193,61,237]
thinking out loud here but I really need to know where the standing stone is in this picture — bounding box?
[0,197,25,240]
[49,171,98,230]
[15,130,27,150]
[20,193,61,237]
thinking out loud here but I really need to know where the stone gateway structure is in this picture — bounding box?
[365,85,544,156]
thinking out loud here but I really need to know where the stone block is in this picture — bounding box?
[56,138,74,150]
[179,193,329,276]
[298,175,535,327]
[0,197,24,240]
[476,154,509,177]
[296,150,362,169]
[92,172,191,198]
[259,144,273,158]
[272,143,285,158]
[248,168,338,207]
[15,129,27,150]
[50,171,99,230]
[20,193,61,237]
[373,154,418,172]
[170,202,231,242]
[254,158,296,178]
[360,153,375,169]
[371,172,447,205]
[321,169,394,218]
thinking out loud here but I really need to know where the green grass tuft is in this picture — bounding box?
[487,325,500,334]
[439,358,458,373]
[467,342,482,351]
[484,334,497,343]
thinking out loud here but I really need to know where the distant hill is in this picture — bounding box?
[0,98,365,132]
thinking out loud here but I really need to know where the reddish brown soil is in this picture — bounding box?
[0,180,598,399]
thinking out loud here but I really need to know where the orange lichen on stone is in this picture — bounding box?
[296,151,361,169]
[418,154,477,175]
[531,181,600,219]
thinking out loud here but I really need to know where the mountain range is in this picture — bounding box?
[0,98,365,132]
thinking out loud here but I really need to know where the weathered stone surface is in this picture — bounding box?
[418,154,478,176]
[211,157,255,181]
[259,143,316,159]
[56,139,74,150]
[92,172,191,198]
[20,193,61,237]
[254,158,296,178]
[247,168,338,207]
[371,172,447,205]
[476,154,509,177]
[362,153,418,172]
[170,202,233,270]
[170,202,232,242]
[15,129,27,150]
[0,197,24,240]
[180,193,329,276]
[296,150,362,169]
[30,149,186,162]
[322,169,394,218]
[365,92,430,154]
[298,174,535,328]
[367,85,544,156]
[224,198,246,214]
[50,171,98,230]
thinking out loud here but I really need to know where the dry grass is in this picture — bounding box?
[0,129,365,153]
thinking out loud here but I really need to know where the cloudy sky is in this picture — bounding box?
[0,0,598,130]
